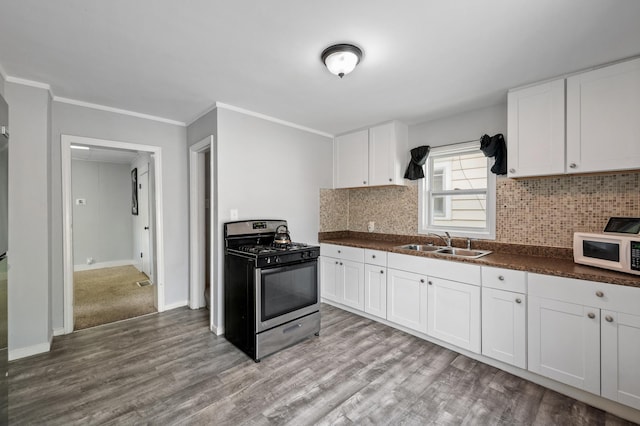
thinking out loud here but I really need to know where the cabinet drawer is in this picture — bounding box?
[528,273,640,315]
[482,266,526,293]
[320,243,364,263]
[365,249,387,266]
[388,252,480,285]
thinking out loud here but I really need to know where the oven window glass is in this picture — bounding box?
[261,262,318,322]
[583,240,620,262]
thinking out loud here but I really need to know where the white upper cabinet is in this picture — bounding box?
[335,129,368,188]
[507,78,566,178]
[335,121,408,188]
[566,57,640,174]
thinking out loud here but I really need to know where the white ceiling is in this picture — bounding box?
[1,0,639,135]
[71,146,139,164]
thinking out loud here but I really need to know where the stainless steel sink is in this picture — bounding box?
[397,244,441,252]
[435,247,492,259]
[396,244,492,259]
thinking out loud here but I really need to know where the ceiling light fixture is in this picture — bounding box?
[321,43,363,78]
[70,145,90,150]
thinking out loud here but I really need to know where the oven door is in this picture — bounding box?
[255,260,319,333]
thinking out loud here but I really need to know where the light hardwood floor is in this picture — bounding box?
[8,304,638,425]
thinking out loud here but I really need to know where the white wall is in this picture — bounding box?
[51,102,188,329]
[409,103,507,149]
[187,107,333,332]
[71,159,133,268]
[5,82,51,358]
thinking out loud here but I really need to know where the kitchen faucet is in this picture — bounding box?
[430,232,452,247]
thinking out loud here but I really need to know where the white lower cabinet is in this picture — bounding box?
[387,268,428,333]
[427,277,481,353]
[364,263,387,319]
[601,310,640,410]
[319,254,365,311]
[528,296,601,395]
[482,288,527,369]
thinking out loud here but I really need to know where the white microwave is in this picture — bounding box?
[574,234,640,276]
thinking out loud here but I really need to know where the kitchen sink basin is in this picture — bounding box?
[435,248,492,258]
[396,244,492,259]
[397,244,441,252]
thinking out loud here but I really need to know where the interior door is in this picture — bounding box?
[139,171,151,278]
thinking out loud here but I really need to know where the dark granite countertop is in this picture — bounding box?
[318,232,640,288]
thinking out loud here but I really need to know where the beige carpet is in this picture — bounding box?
[74,265,156,331]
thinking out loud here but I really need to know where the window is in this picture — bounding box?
[418,141,496,239]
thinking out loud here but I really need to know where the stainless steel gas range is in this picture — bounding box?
[223,219,320,362]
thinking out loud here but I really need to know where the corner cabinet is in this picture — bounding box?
[566,57,640,174]
[507,78,566,178]
[335,121,408,188]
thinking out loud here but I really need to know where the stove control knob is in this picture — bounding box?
[275,257,281,264]
[266,257,271,264]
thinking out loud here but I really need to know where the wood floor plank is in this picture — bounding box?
[8,305,640,425]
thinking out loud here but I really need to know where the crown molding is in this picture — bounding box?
[214,102,333,138]
[186,103,219,127]
[53,96,186,127]
[5,76,52,92]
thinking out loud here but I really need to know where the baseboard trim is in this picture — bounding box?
[73,259,136,272]
[9,341,51,361]
[53,327,65,336]
[211,324,224,336]
[163,300,188,311]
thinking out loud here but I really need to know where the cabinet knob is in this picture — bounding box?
[363,181,367,185]
[420,279,425,283]
[380,270,384,274]
[587,312,596,319]
[428,281,433,285]
[335,261,338,265]
[388,178,392,182]
[372,255,376,259]
[509,168,516,174]
[569,163,577,169]
[515,298,522,304]
[595,290,604,298]
[337,250,341,254]
[605,315,614,323]
[339,262,343,266]
[498,275,505,281]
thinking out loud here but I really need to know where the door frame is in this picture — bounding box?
[61,134,166,334]
[138,169,152,278]
[189,135,216,331]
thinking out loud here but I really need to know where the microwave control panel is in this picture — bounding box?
[632,241,640,271]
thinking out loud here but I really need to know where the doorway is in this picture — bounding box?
[61,135,167,334]
[189,135,217,332]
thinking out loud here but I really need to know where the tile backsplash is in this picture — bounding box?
[320,172,640,248]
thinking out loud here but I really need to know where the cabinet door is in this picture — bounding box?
[602,310,640,410]
[427,277,481,353]
[507,79,565,177]
[364,264,387,319]
[319,256,341,303]
[528,296,600,394]
[387,268,428,333]
[340,259,365,311]
[335,129,368,188]
[368,122,406,186]
[567,58,640,174]
[482,288,526,368]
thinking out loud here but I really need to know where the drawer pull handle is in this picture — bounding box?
[515,298,522,304]
[283,323,303,334]
[587,312,596,319]
[605,315,614,323]
[498,275,505,281]
[595,290,604,297]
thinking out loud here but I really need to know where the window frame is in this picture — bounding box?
[418,141,496,239]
